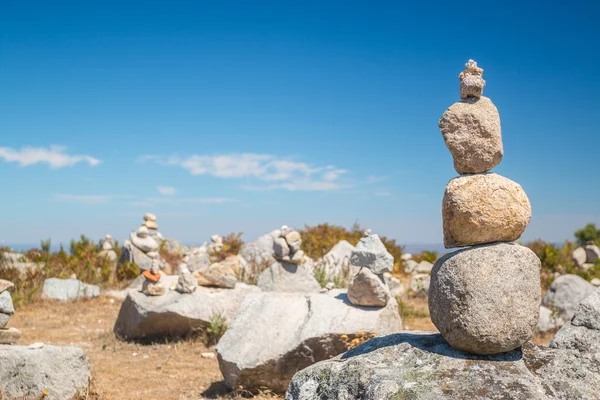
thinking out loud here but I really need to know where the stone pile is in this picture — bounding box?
[572,241,600,270]
[257,226,320,293]
[0,280,20,345]
[98,234,118,275]
[551,287,600,353]
[429,60,540,355]
[175,257,198,294]
[207,234,224,254]
[141,259,165,296]
[347,232,393,307]
[121,214,165,271]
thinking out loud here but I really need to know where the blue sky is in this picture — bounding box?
[1,1,599,247]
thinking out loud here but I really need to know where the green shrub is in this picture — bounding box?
[204,311,228,346]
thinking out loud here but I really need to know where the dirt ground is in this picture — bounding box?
[6,284,554,400]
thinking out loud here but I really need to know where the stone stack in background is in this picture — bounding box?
[0,280,20,344]
[120,214,166,271]
[429,60,540,355]
[347,232,393,307]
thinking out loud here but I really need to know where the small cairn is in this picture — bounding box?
[429,60,540,355]
[0,280,20,345]
[141,258,165,296]
[98,234,118,270]
[175,256,198,294]
[122,214,166,271]
[272,225,305,265]
[347,231,393,307]
[207,234,224,255]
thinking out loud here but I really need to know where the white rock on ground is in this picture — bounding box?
[113,283,261,341]
[542,274,596,321]
[550,288,600,353]
[404,259,419,274]
[409,274,430,297]
[285,332,600,400]
[537,306,564,333]
[585,244,600,263]
[0,345,91,400]
[572,247,587,267]
[238,233,277,277]
[415,260,434,274]
[257,261,321,293]
[383,273,404,297]
[41,278,100,302]
[314,240,355,281]
[216,289,402,393]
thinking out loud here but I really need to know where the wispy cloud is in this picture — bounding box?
[374,191,392,197]
[367,175,388,184]
[157,186,177,196]
[0,145,100,168]
[52,194,130,204]
[141,153,350,192]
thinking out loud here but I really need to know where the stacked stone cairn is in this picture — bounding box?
[141,258,165,296]
[207,234,224,255]
[0,280,20,344]
[175,255,198,294]
[347,230,393,307]
[429,60,540,355]
[572,240,600,271]
[122,214,165,271]
[272,225,305,265]
[98,234,118,275]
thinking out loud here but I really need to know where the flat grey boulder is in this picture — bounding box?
[542,274,595,321]
[550,288,600,353]
[286,332,600,400]
[314,240,355,281]
[0,345,91,400]
[216,290,402,393]
[0,291,14,315]
[238,233,277,278]
[41,278,100,302]
[257,261,321,293]
[114,283,261,341]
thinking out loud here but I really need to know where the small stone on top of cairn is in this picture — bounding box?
[429,60,540,355]
[142,258,165,296]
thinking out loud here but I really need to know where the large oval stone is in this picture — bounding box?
[439,96,502,174]
[442,173,531,248]
[428,243,541,355]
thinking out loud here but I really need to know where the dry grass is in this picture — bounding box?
[8,297,281,400]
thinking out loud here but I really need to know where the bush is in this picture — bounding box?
[299,223,405,274]
[574,223,600,246]
[0,236,131,309]
[212,232,244,262]
[412,250,439,264]
[204,311,228,346]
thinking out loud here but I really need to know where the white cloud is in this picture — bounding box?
[129,197,235,207]
[0,145,100,168]
[141,153,349,192]
[157,186,177,196]
[375,191,392,197]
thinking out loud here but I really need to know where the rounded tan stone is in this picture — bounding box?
[439,96,503,174]
[442,173,531,248]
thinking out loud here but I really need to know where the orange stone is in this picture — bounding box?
[142,270,161,282]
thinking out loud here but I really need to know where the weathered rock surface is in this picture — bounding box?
[459,59,486,99]
[238,233,277,274]
[414,260,434,274]
[0,345,91,400]
[404,259,419,274]
[439,96,502,174]
[542,274,595,321]
[162,237,188,254]
[128,272,179,291]
[120,241,153,270]
[347,269,390,307]
[216,290,402,393]
[585,244,600,263]
[350,234,393,275]
[187,249,211,272]
[114,283,261,341]
[537,306,564,333]
[429,243,540,354]
[257,261,321,293]
[0,314,10,328]
[41,278,100,302]
[0,279,14,293]
[285,332,600,400]
[194,256,239,289]
[442,173,531,248]
[550,288,600,353]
